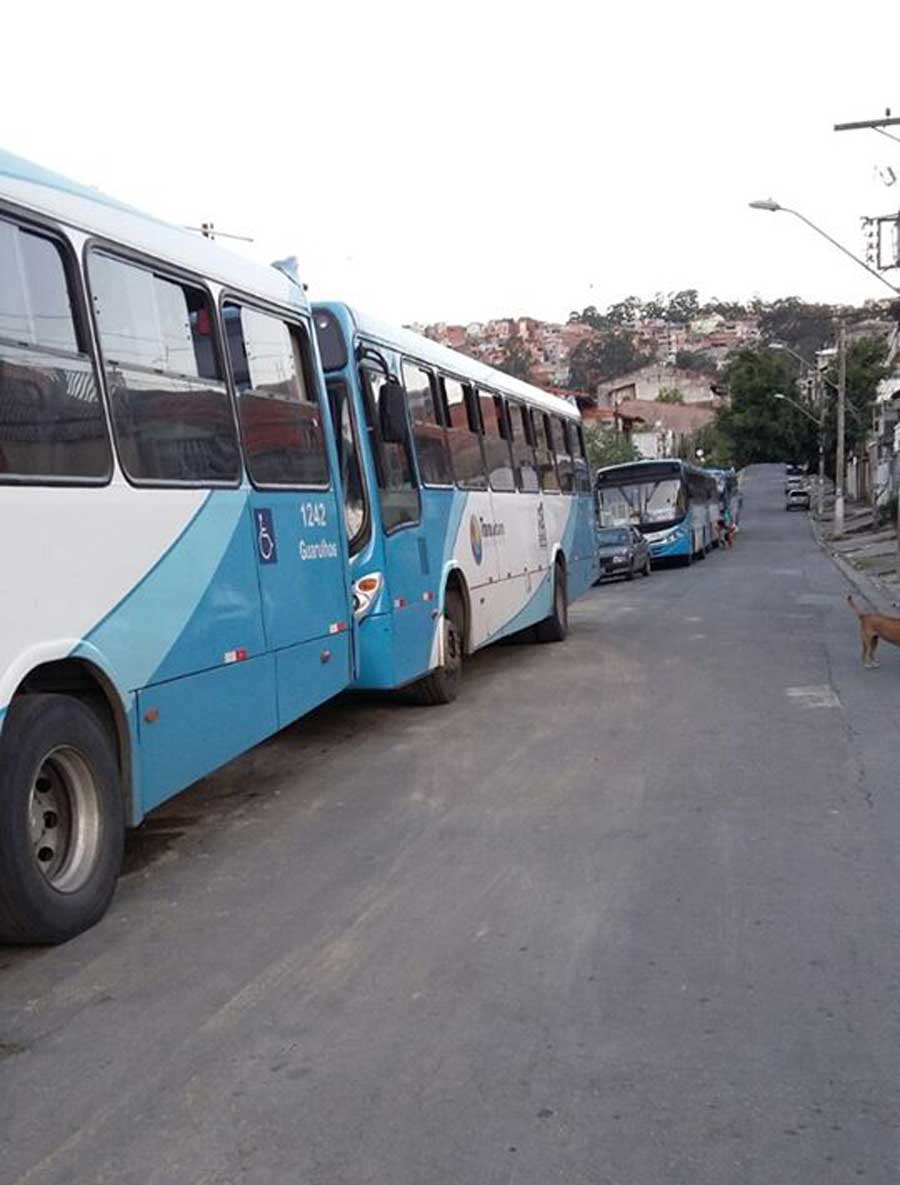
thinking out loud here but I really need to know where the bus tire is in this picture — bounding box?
[411,590,465,706]
[0,694,124,945]
[535,561,568,643]
[681,549,693,568]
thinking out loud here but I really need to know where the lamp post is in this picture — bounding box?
[748,199,900,296]
[773,391,826,518]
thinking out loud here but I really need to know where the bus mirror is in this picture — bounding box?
[379,379,408,443]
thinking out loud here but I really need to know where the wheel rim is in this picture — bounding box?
[444,612,462,679]
[28,747,102,893]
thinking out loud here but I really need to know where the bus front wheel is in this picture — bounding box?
[535,561,568,643]
[0,694,124,945]
[411,590,465,706]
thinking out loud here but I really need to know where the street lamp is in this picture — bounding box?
[748,199,900,296]
[767,341,862,422]
[772,392,826,518]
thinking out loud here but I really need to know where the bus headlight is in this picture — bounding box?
[352,572,383,618]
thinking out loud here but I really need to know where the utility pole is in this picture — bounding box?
[814,369,825,519]
[834,322,847,536]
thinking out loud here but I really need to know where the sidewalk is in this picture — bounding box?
[811,487,900,612]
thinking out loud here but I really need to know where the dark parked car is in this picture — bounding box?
[786,486,811,511]
[596,525,651,581]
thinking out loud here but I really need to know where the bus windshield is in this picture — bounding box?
[597,476,687,531]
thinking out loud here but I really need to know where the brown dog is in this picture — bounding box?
[847,595,900,668]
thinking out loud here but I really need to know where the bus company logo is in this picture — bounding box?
[469,514,483,565]
[536,504,547,549]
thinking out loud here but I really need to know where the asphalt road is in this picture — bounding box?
[3,463,900,1185]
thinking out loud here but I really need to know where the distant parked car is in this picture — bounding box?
[786,486,811,511]
[596,525,651,581]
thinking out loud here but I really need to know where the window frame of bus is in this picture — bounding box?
[532,409,560,493]
[0,213,113,486]
[506,398,540,493]
[357,359,421,533]
[85,240,242,489]
[554,416,575,495]
[574,423,591,493]
[326,376,370,556]
[476,386,516,493]
[219,294,330,491]
[440,373,487,490]
[400,357,454,488]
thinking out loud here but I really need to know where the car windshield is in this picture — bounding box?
[597,528,629,545]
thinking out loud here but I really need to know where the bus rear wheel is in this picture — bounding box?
[0,694,124,945]
[535,561,568,643]
[411,590,465,706]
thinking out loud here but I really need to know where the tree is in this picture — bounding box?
[700,298,747,321]
[497,333,535,382]
[583,424,640,469]
[657,386,684,404]
[605,296,643,327]
[675,349,719,377]
[715,347,819,468]
[568,332,654,391]
[757,297,849,362]
[568,305,610,331]
[665,289,700,324]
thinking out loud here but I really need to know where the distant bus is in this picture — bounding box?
[313,303,598,702]
[594,459,719,565]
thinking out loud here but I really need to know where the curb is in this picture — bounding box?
[808,514,900,614]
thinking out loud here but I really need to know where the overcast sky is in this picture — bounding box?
[4,1,899,326]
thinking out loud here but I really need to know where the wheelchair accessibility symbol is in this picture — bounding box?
[255,508,278,564]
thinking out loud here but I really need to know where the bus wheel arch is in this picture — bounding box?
[410,572,468,706]
[11,659,134,827]
[0,668,128,943]
[443,569,471,656]
[536,553,568,643]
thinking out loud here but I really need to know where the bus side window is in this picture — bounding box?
[443,375,487,489]
[554,418,575,494]
[402,361,453,486]
[326,378,368,554]
[0,220,110,482]
[534,411,559,492]
[509,401,539,492]
[478,389,515,492]
[223,303,327,488]
[359,366,420,532]
[574,424,591,493]
[90,252,240,485]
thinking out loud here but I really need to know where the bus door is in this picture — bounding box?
[225,302,352,725]
[493,397,546,634]
[358,362,433,685]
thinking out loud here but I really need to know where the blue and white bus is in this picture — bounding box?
[0,151,596,943]
[313,304,598,703]
[594,459,718,565]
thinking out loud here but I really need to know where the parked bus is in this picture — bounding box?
[594,459,718,565]
[0,151,596,943]
[312,303,598,703]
